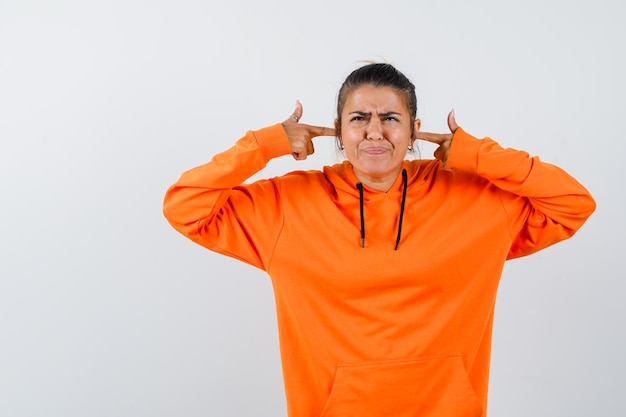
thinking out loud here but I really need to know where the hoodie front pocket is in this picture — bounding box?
[318,355,483,417]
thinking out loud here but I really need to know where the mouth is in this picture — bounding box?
[362,147,389,155]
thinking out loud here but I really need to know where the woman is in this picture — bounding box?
[163,63,595,417]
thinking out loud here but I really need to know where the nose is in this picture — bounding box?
[366,118,383,140]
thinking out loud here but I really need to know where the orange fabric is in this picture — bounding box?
[163,124,595,417]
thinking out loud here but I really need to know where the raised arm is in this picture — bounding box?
[416,111,596,258]
[163,103,335,268]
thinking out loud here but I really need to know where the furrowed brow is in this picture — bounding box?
[348,111,403,117]
[379,111,402,117]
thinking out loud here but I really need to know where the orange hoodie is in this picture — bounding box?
[163,123,595,417]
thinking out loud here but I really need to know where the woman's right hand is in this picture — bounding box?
[281,100,336,160]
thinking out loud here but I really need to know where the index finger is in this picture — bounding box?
[414,131,451,145]
[307,125,336,138]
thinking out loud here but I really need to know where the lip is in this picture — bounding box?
[362,147,389,155]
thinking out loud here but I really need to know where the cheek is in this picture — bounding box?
[341,129,361,146]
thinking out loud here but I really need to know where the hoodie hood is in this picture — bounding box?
[322,160,439,249]
[323,160,427,196]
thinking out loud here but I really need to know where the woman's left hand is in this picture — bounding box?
[414,109,459,166]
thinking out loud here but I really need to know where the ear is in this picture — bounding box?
[413,118,421,135]
[334,119,344,150]
[411,119,421,146]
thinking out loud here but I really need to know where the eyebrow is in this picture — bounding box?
[349,111,402,117]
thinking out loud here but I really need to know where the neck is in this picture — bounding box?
[353,166,402,192]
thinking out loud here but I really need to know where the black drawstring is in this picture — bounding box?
[356,182,365,247]
[394,169,408,250]
[356,168,408,250]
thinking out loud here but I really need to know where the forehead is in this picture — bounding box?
[343,85,407,113]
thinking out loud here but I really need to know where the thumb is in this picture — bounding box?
[447,108,459,133]
[292,100,303,122]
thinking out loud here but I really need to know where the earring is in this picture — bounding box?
[408,145,414,151]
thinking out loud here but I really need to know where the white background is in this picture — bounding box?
[1,0,624,416]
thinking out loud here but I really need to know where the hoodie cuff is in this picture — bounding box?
[253,123,293,161]
[446,127,483,172]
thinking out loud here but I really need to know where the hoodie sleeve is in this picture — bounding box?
[163,123,292,270]
[446,128,596,259]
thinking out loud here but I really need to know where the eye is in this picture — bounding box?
[350,115,365,122]
[384,116,399,122]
